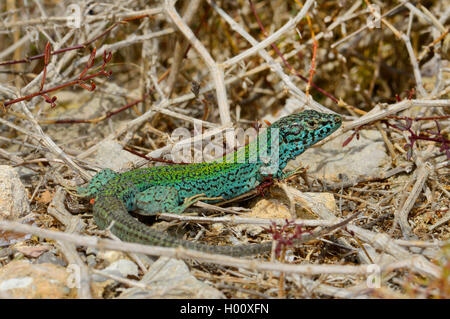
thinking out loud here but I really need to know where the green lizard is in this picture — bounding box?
[78,110,342,256]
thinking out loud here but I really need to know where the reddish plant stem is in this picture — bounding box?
[385,117,450,159]
[248,0,338,104]
[265,220,313,257]
[38,42,57,108]
[46,93,148,124]
[306,40,318,97]
[342,127,361,147]
[3,50,112,109]
[40,42,51,91]
[123,146,189,165]
[0,15,147,67]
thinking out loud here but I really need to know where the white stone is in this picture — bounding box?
[0,165,30,220]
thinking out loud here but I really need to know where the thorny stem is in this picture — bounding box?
[0,15,148,67]
[2,49,112,110]
[43,93,149,125]
[265,220,313,257]
[385,117,450,160]
[295,0,317,97]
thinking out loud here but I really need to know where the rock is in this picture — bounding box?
[0,261,76,298]
[94,140,141,171]
[93,259,139,282]
[222,193,335,235]
[300,192,337,218]
[35,251,67,267]
[118,257,224,299]
[13,167,36,180]
[97,250,129,264]
[262,97,301,123]
[290,130,390,186]
[222,199,291,236]
[249,199,292,219]
[0,165,30,220]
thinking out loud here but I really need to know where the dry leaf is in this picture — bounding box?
[38,190,54,204]
[15,245,51,258]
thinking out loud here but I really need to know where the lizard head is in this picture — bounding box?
[77,168,119,198]
[275,109,342,145]
[268,110,342,173]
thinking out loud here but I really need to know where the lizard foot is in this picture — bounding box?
[174,193,224,214]
[281,165,307,180]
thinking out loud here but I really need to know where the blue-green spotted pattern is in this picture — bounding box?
[78,110,342,256]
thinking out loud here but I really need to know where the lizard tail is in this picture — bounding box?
[181,239,273,257]
[93,195,272,257]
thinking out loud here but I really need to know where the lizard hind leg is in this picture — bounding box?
[135,187,223,215]
[135,186,181,215]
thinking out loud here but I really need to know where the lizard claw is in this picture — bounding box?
[183,193,223,207]
[282,165,307,180]
[183,193,207,204]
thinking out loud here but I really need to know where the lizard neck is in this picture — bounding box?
[252,125,311,178]
[219,126,297,178]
